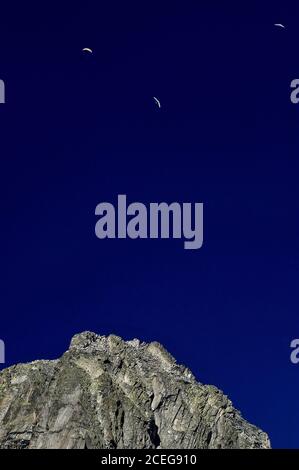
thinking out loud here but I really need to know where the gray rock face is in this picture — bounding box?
[0,332,270,449]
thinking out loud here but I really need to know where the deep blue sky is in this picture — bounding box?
[0,1,298,448]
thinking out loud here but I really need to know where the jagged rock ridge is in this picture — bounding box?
[0,331,270,449]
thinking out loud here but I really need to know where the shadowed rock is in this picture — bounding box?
[0,331,270,449]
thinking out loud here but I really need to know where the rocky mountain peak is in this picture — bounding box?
[0,331,270,449]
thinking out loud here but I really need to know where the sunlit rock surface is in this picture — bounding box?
[0,332,270,449]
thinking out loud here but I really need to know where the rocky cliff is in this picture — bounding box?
[0,331,270,449]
